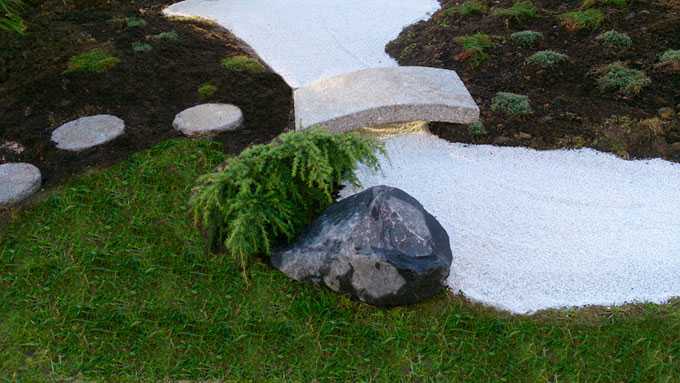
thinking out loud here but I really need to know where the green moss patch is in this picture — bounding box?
[64,49,120,74]
[221,55,266,73]
[198,82,218,98]
[444,0,488,16]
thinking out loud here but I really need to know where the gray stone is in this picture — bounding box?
[51,115,125,151]
[272,185,453,306]
[294,66,479,132]
[0,163,41,206]
[173,104,244,137]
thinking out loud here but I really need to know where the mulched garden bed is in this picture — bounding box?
[0,0,292,185]
[386,0,680,161]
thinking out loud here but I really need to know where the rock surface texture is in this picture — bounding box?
[294,67,479,131]
[0,163,42,206]
[272,185,453,306]
[173,103,244,137]
[51,115,125,151]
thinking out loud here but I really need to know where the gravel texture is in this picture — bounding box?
[164,0,439,88]
[341,131,680,314]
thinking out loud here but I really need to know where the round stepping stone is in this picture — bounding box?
[51,115,125,151]
[0,163,42,206]
[173,103,244,137]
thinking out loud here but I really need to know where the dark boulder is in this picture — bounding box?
[272,185,452,306]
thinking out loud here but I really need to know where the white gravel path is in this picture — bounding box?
[164,0,439,88]
[340,131,680,314]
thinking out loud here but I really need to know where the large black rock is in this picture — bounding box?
[272,185,452,306]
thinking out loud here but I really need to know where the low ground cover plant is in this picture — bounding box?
[510,30,542,48]
[560,8,604,31]
[190,128,383,274]
[491,92,532,116]
[526,50,568,68]
[132,42,152,53]
[444,0,488,16]
[148,30,179,41]
[64,49,120,74]
[596,62,651,96]
[221,55,265,73]
[492,1,538,23]
[126,16,146,28]
[596,30,632,49]
[454,33,495,67]
[660,49,680,63]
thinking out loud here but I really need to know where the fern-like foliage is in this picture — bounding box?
[190,128,384,277]
[0,0,25,34]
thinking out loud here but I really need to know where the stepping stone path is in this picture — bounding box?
[164,1,479,130]
[52,115,125,151]
[0,163,42,206]
[294,67,479,131]
[173,104,244,137]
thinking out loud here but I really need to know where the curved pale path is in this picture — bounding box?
[164,0,439,88]
[341,131,680,314]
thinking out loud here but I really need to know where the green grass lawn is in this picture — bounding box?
[2,139,680,382]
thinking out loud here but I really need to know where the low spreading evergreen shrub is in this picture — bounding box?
[491,92,533,116]
[596,62,651,96]
[0,0,25,34]
[510,30,543,48]
[659,49,680,64]
[526,50,569,68]
[190,128,384,276]
[596,30,632,49]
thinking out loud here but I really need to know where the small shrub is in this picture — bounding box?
[596,62,651,96]
[444,0,488,16]
[659,49,680,64]
[526,50,569,68]
[491,92,532,116]
[132,42,153,53]
[126,16,146,28]
[493,1,538,22]
[582,0,627,8]
[468,121,487,136]
[198,82,218,98]
[64,49,120,74]
[149,30,179,41]
[221,55,265,73]
[595,115,666,159]
[510,30,543,48]
[560,9,604,31]
[596,30,632,49]
[190,128,384,274]
[454,33,495,67]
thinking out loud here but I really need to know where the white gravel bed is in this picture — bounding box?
[340,131,680,314]
[164,0,439,88]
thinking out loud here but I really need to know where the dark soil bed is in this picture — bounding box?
[0,0,292,185]
[387,0,680,161]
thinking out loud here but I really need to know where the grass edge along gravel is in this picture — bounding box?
[2,138,680,381]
